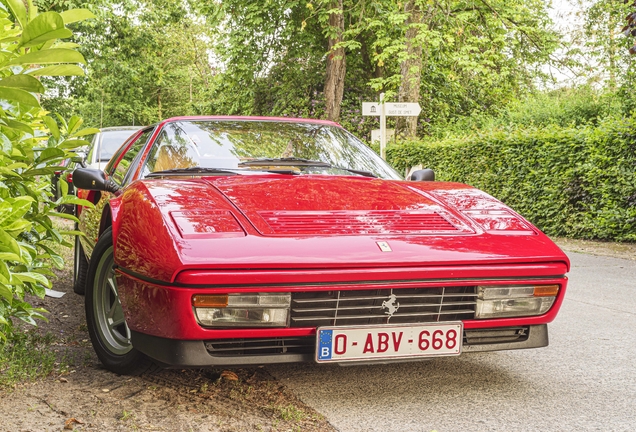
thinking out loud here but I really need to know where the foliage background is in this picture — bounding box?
[387,115,636,241]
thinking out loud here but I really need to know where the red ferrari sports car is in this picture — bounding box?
[73,116,569,375]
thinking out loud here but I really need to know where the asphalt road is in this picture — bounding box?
[268,252,636,431]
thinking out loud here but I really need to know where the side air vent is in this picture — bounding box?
[464,326,530,345]
[204,337,314,356]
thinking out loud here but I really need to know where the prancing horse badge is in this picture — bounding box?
[376,241,392,252]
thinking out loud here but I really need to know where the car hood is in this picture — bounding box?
[210,175,475,236]
[112,175,569,282]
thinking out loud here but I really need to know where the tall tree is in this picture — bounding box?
[396,0,423,137]
[324,0,346,121]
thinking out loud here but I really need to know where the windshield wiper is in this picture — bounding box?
[238,157,331,167]
[338,168,376,178]
[238,157,377,178]
[146,167,240,177]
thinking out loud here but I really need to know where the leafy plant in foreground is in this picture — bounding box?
[0,0,96,340]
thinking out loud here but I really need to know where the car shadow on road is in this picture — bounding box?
[268,353,533,407]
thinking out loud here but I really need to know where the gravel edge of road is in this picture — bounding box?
[552,237,636,261]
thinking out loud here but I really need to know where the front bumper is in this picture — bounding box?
[131,324,548,367]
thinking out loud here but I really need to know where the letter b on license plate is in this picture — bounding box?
[316,323,462,363]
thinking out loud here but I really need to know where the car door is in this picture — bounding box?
[77,128,154,258]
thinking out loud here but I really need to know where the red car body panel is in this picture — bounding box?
[108,174,569,341]
[112,176,569,278]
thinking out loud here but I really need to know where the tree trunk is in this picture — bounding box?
[396,1,423,138]
[324,0,346,122]
[157,88,162,120]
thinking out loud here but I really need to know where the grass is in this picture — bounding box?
[274,404,307,422]
[0,330,57,388]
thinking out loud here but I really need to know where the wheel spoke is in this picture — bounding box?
[109,316,126,329]
[107,275,118,298]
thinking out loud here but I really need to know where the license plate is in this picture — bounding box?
[315,322,463,363]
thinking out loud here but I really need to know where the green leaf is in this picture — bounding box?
[6,48,86,66]
[13,272,51,288]
[57,196,94,208]
[53,42,80,49]
[42,116,60,140]
[59,178,68,197]
[60,9,96,24]
[0,166,22,178]
[57,138,90,149]
[3,0,28,29]
[35,147,65,164]
[20,12,71,48]
[4,219,31,232]
[0,196,32,225]
[0,260,10,282]
[58,230,84,236]
[67,115,83,135]
[3,118,34,135]
[0,75,45,93]
[70,127,99,138]
[0,131,12,153]
[48,211,79,222]
[0,86,40,107]
[0,252,22,262]
[0,283,12,302]
[0,228,22,258]
[27,64,85,77]
[20,167,58,177]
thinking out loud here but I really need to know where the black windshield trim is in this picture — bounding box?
[238,157,331,167]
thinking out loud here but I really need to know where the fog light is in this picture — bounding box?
[475,285,558,319]
[193,293,291,327]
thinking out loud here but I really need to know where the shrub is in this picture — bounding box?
[0,2,96,340]
[388,117,636,241]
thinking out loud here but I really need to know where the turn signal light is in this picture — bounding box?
[192,294,228,308]
[533,285,559,297]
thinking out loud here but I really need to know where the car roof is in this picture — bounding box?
[99,126,144,132]
[156,116,342,128]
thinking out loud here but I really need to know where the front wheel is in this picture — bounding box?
[85,227,154,375]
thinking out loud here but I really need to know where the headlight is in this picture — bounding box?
[475,284,558,319]
[192,293,291,327]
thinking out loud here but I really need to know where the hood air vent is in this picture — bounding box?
[258,210,460,235]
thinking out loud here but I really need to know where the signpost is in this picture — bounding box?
[362,93,421,160]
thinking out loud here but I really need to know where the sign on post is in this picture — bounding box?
[362,102,381,116]
[362,94,421,160]
[385,103,421,117]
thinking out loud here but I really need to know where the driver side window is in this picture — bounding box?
[110,129,153,185]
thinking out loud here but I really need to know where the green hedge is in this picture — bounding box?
[386,118,636,241]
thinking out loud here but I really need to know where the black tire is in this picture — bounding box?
[73,230,88,295]
[85,227,155,375]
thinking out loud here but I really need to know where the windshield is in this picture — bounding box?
[93,130,141,162]
[141,120,402,180]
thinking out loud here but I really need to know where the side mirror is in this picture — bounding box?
[408,169,435,181]
[72,168,120,194]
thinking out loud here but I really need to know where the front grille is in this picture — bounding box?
[259,210,460,235]
[205,337,314,356]
[464,326,529,345]
[290,286,477,327]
